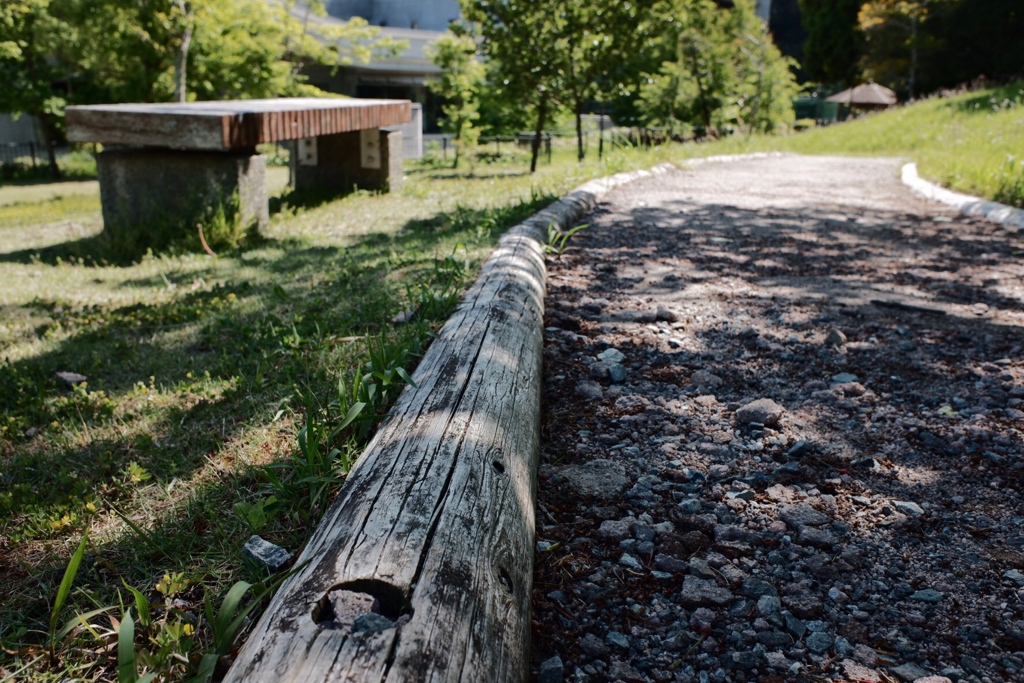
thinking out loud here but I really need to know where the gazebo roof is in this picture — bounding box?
[826,83,898,106]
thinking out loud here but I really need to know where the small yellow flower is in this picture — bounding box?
[183,624,195,636]
[85,502,97,513]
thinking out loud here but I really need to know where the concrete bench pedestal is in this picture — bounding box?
[98,148,269,237]
[294,129,403,195]
[66,99,412,252]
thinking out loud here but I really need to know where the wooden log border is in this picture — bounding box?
[225,163,675,683]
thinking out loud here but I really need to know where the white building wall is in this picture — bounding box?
[325,0,461,31]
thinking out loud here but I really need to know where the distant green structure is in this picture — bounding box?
[793,97,839,123]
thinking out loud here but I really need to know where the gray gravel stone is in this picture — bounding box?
[841,659,881,683]
[782,614,806,643]
[756,595,782,616]
[689,557,717,579]
[890,662,931,682]
[608,363,629,383]
[796,526,838,549]
[596,518,634,542]
[853,643,878,666]
[757,630,794,648]
[909,589,943,603]
[538,655,564,683]
[779,502,831,529]
[806,631,834,654]
[607,631,630,649]
[618,553,642,571]
[722,650,763,671]
[575,380,604,400]
[352,613,395,633]
[892,500,925,516]
[826,329,848,346]
[678,498,703,514]
[558,459,629,499]
[597,347,626,363]
[735,398,785,426]
[1004,569,1024,586]
[654,553,689,573]
[741,578,779,598]
[679,575,735,607]
[580,632,607,657]
[242,535,292,572]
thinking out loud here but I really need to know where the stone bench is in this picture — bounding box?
[66,98,411,236]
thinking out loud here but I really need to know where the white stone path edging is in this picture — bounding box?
[224,162,674,683]
[902,162,1024,229]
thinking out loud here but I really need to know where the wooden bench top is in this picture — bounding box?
[66,98,411,151]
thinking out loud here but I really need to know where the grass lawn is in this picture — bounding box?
[0,142,680,682]
[698,79,1024,208]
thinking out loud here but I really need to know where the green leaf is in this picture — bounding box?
[49,533,88,652]
[213,581,254,655]
[395,367,417,388]
[338,401,367,430]
[189,653,219,683]
[118,609,136,683]
[54,605,115,643]
[122,581,151,628]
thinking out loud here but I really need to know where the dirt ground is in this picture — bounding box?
[531,155,1024,683]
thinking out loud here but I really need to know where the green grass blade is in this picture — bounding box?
[213,581,253,654]
[49,533,88,652]
[117,609,136,683]
[189,653,219,683]
[122,581,151,628]
[54,605,115,642]
[108,504,170,560]
[395,367,417,388]
[338,402,367,430]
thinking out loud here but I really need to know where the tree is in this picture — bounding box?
[732,0,799,133]
[461,0,563,173]
[0,0,75,177]
[858,0,934,98]
[69,0,403,103]
[0,0,405,179]
[552,0,658,161]
[639,0,797,137]
[798,0,861,85]
[426,32,485,167]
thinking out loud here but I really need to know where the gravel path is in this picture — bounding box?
[531,155,1024,683]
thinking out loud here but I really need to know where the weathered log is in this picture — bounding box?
[224,164,674,683]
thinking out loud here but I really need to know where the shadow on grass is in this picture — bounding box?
[950,80,1024,114]
[0,188,558,657]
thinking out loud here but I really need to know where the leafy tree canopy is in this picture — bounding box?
[0,0,403,176]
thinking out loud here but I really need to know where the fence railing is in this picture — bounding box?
[0,142,71,167]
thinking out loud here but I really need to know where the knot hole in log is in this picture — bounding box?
[498,567,514,596]
[312,579,411,633]
[491,460,505,474]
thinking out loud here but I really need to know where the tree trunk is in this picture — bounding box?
[38,113,61,180]
[908,15,917,100]
[575,101,584,162]
[530,95,548,174]
[173,1,193,103]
